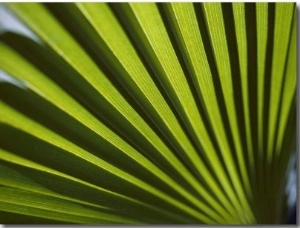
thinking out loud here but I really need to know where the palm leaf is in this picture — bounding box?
[0,2,296,224]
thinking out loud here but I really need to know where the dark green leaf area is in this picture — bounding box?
[0,123,203,223]
[0,163,190,224]
[0,211,72,224]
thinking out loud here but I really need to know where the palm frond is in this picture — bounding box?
[0,2,296,224]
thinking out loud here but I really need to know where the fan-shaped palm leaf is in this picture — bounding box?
[0,2,296,224]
